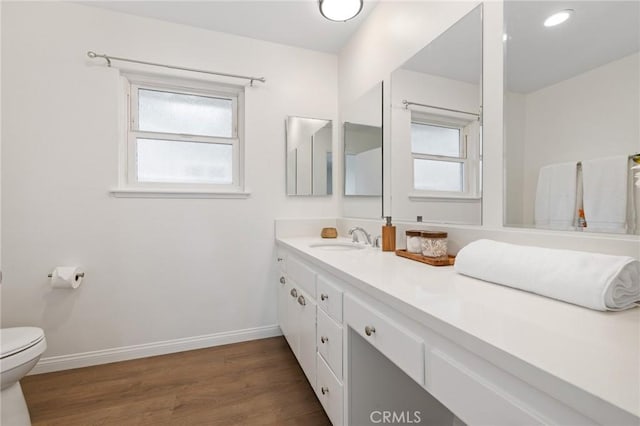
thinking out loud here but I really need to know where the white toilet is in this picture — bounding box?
[0,327,46,426]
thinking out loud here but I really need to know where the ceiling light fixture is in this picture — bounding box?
[544,9,574,27]
[319,0,363,22]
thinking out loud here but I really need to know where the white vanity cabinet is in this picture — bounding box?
[275,242,639,426]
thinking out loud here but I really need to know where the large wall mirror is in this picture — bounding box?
[286,116,333,196]
[504,1,640,234]
[389,5,483,225]
[343,82,383,219]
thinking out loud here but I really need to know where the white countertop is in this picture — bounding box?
[277,237,640,419]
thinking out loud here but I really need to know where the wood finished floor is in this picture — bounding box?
[21,337,330,426]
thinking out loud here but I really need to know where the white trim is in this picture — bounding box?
[29,325,281,375]
[119,73,246,193]
[109,188,251,199]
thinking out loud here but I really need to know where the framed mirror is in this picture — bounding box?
[286,116,333,196]
[389,5,483,225]
[343,82,383,219]
[503,1,640,234]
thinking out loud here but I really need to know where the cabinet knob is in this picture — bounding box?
[365,325,376,336]
[320,294,328,301]
[321,386,329,395]
[297,295,306,306]
[277,257,284,262]
[290,288,297,298]
[279,276,286,284]
[321,336,328,344]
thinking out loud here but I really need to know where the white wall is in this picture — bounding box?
[391,68,481,224]
[506,53,640,226]
[1,2,339,361]
[503,91,526,226]
[346,147,382,195]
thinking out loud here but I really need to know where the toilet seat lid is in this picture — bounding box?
[0,327,45,358]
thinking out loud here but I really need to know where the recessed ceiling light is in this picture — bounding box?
[319,0,363,22]
[544,9,574,27]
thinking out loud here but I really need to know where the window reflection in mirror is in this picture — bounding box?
[286,116,333,196]
[390,5,483,225]
[343,82,383,219]
[503,1,639,234]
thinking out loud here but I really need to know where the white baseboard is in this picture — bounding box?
[30,325,282,375]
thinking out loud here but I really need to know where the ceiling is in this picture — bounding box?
[400,1,639,94]
[401,5,482,85]
[81,1,377,53]
[505,0,639,93]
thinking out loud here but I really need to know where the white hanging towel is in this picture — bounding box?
[582,156,629,233]
[534,162,577,230]
[454,239,640,311]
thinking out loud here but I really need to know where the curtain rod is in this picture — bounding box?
[402,100,479,118]
[87,51,266,86]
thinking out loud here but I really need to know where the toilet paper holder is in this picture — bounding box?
[47,272,85,279]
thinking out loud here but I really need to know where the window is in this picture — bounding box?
[410,112,481,198]
[118,75,245,196]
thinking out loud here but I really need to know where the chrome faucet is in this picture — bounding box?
[348,227,372,245]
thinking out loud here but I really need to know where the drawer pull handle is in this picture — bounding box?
[290,288,297,298]
[365,325,376,336]
[321,336,328,344]
[321,386,329,395]
[297,295,306,306]
[320,294,328,301]
[277,257,284,262]
[279,276,286,284]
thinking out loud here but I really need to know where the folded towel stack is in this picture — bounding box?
[454,239,640,311]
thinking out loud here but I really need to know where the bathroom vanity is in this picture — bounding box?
[275,237,640,426]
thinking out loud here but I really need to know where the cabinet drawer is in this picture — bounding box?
[429,349,545,426]
[317,308,343,379]
[317,275,343,322]
[287,255,316,298]
[344,294,424,385]
[317,352,344,426]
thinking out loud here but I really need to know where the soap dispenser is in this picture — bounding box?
[382,216,396,252]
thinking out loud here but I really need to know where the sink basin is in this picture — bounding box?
[309,242,366,251]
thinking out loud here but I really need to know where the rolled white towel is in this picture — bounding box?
[454,239,640,311]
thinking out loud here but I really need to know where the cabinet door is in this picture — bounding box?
[295,287,317,389]
[286,284,302,358]
[317,352,344,426]
[278,274,294,350]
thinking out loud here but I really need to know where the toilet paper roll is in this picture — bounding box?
[50,266,84,289]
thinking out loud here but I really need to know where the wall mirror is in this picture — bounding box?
[286,116,333,196]
[389,5,483,225]
[504,1,640,234]
[343,82,383,219]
